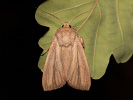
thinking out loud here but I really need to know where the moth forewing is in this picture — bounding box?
[42,35,66,91]
[67,36,91,90]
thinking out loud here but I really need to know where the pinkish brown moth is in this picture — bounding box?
[37,9,91,91]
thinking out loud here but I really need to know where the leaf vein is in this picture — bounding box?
[92,2,101,76]
[116,0,124,49]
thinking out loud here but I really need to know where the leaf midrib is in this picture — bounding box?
[116,0,125,52]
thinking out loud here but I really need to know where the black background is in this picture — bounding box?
[1,0,133,100]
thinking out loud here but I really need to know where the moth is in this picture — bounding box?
[37,9,91,91]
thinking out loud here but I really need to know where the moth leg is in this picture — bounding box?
[41,48,50,56]
[78,36,84,48]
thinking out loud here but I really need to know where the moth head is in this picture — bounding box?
[62,22,71,28]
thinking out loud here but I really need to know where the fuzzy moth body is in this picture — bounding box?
[42,22,91,91]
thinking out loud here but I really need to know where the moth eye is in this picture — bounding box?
[69,25,71,28]
[62,25,64,27]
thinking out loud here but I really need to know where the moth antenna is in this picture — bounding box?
[68,8,93,24]
[37,8,64,24]
[76,0,99,32]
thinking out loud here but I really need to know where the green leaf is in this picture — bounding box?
[35,0,133,79]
